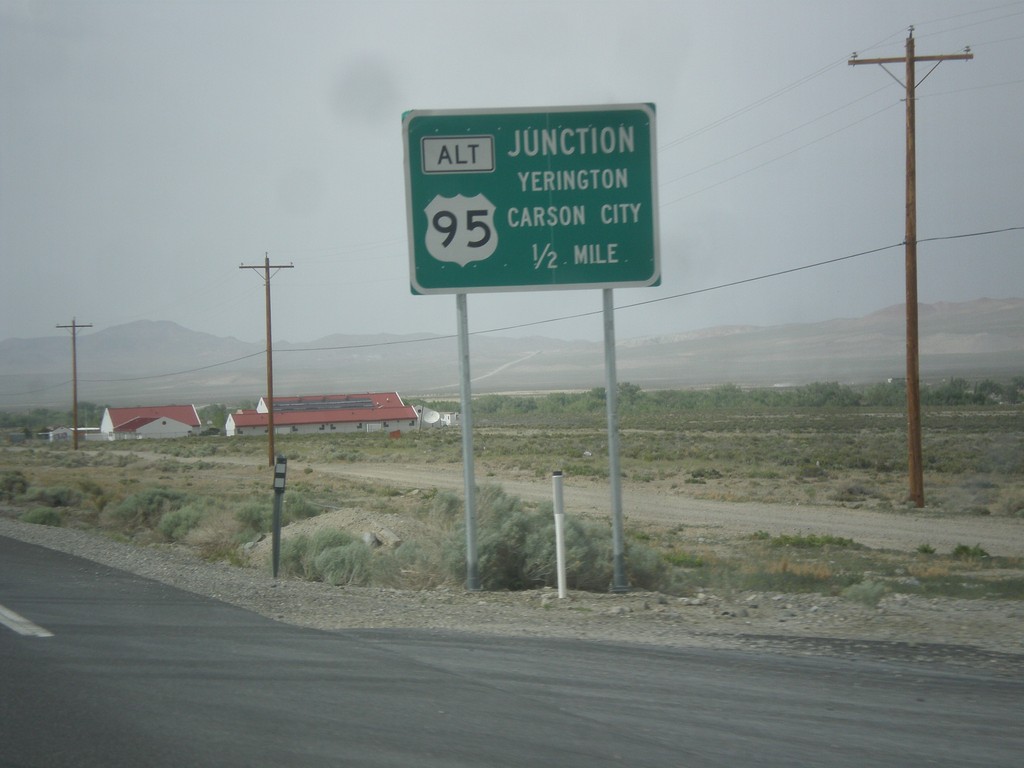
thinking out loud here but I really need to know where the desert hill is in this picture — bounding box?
[1,298,1021,408]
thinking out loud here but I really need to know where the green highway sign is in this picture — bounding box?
[403,104,659,294]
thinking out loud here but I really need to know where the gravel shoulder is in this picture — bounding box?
[3,512,1023,678]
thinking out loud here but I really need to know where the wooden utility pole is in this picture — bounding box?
[849,28,972,508]
[240,254,293,466]
[56,318,92,450]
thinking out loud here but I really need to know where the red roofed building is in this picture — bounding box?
[225,392,420,436]
[99,405,201,440]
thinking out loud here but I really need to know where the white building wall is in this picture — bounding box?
[229,418,420,436]
[99,410,115,436]
[134,418,196,439]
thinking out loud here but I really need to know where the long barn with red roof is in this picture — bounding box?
[225,392,420,436]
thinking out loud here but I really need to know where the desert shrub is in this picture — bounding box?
[831,484,878,503]
[279,536,313,578]
[427,491,462,531]
[314,542,372,586]
[665,549,704,568]
[235,494,322,536]
[735,557,844,593]
[841,580,888,606]
[1007,498,1024,517]
[555,516,618,590]
[769,533,860,549]
[371,541,447,589]
[283,493,321,523]
[279,529,356,579]
[475,505,535,590]
[952,543,990,561]
[157,506,204,542]
[20,507,62,527]
[443,485,666,592]
[104,488,189,531]
[235,502,271,534]
[798,465,828,479]
[624,540,669,588]
[75,478,111,512]
[0,470,28,499]
[22,485,83,508]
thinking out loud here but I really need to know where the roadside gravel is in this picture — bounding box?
[3,514,1022,678]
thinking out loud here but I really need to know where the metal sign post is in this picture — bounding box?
[403,103,660,592]
[457,294,481,591]
[603,290,628,592]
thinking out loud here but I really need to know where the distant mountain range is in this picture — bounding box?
[2,298,1022,408]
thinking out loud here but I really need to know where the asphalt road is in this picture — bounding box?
[2,536,1021,768]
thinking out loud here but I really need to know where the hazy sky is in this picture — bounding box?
[2,0,1022,345]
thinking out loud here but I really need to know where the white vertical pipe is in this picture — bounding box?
[552,470,567,599]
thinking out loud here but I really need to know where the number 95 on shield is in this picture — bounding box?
[424,194,498,267]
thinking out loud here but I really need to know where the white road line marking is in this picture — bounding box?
[0,603,54,638]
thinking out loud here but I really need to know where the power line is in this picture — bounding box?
[0,380,74,398]
[662,83,895,189]
[660,101,900,208]
[279,227,1022,350]
[660,58,847,150]
[80,351,266,383]
[3,226,1020,401]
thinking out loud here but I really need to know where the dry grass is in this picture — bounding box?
[3,402,1022,598]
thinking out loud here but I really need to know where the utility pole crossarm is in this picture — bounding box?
[849,52,972,66]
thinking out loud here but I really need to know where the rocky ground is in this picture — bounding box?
[3,513,1022,679]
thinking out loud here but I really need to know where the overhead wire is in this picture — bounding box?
[164,227,1024,358]
[16,225,1013,399]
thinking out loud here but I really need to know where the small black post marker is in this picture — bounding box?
[272,455,287,578]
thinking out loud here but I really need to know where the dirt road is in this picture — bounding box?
[191,453,1023,557]
[331,463,1024,555]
